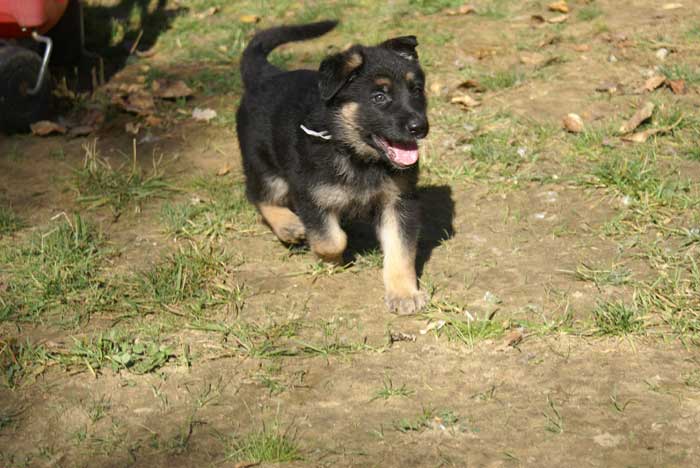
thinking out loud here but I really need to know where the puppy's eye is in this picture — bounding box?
[411,83,424,95]
[371,92,389,105]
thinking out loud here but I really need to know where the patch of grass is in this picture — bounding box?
[188,66,242,96]
[577,5,602,21]
[393,407,459,433]
[0,206,24,235]
[85,395,111,423]
[592,300,644,335]
[1,339,50,389]
[591,154,692,208]
[0,214,112,323]
[160,176,257,239]
[658,64,700,85]
[371,376,414,401]
[353,248,383,270]
[133,242,239,314]
[543,396,564,433]
[72,140,173,214]
[685,24,700,41]
[223,423,302,464]
[479,0,512,19]
[478,69,524,91]
[61,330,176,376]
[572,263,632,287]
[407,0,462,14]
[424,301,505,347]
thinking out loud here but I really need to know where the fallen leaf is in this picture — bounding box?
[233,462,260,468]
[80,108,105,128]
[429,81,447,97]
[125,122,141,135]
[655,48,670,60]
[562,113,584,133]
[662,3,683,10]
[152,79,193,99]
[446,4,476,15]
[112,90,155,115]
[573,44,591,52]
[457,79,485,92]
[547,14,569,23]
[389,331,417,343]
[548,1,569,13]
[192,107,217,122]
[450,94,481,108]
[619,101,655,134]
[640,75,666,92]
[68,125,95,138]
[30,121,67,136]
[195,6,219,19]
[667,79,686,94]
[145,115,163,127]
[622,115,683,143]
[239,14,260,24]
[217,164,232,176]
[504,329,524,347]
[519,51,546,66]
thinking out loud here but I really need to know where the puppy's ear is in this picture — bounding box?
[318,47,364,101]
[380,36,419,61]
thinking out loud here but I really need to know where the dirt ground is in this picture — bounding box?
[2,1,700,467]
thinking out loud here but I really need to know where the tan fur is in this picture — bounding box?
[336,102,380,159]
[405,71,415,82]
[312,178,400,216]
[343,53,363,74]
[379,204,418,298]
[265,176,289,205]
[258,204,305,244]
[375,77,392,87]
[309,213,347,263]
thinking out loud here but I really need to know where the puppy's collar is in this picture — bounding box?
[300,124,332,140]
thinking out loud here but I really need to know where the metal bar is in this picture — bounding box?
[28,31,53,95]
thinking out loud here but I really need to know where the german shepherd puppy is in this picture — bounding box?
[236,21,430,315]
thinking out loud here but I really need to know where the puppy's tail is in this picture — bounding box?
[241,20,338,90]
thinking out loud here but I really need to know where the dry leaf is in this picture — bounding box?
[239,14,260,24]
[562,113,584,133]
[192,107,217,122]
[619,101,654,134]
[595,81,620,94]
[195,6,219,19]
[217,164,232,176]
[125,122,141,135]
[661,3,683,10]
[504,329,524,347]
[519,52,546,66]
[389,331,417,343]
[622,116,683,143]
[68,125,95,138]
[640,75,666,92]
[548,1,569,13]
[547,14,569,23]
[457,79,485,92]
[450,94,480,108]
[145,115,163,127]
[573,44,591,52]
[30,121,66,136]
[668,79,686,94]
[152,79,193,99]
[233,462,260,468]
[429,81,447,97]
[446,4,476,15]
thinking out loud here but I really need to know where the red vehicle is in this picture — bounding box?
[0,0,84,132]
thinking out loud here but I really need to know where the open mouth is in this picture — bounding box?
[372,135,419,168]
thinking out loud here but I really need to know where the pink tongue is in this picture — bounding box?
[388,142,419,166]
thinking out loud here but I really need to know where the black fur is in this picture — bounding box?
[236,21,430,314]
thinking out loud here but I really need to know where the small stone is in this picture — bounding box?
[655,48,669,60]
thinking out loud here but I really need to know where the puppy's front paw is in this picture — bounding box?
[385,291,429,316]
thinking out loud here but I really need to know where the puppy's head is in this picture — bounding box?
[319,36,429,169]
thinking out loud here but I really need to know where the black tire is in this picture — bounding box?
[48,0,84,66]
[0,45,51,134]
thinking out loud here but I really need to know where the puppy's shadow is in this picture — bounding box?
[344,185,455,277]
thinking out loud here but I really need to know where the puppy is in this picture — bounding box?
[236,21,430,315]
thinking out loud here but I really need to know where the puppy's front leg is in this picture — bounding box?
[302,209,347,265]
[378,198,427,315]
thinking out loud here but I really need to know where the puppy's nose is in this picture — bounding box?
[407,117,429,139]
